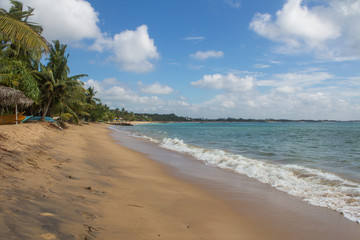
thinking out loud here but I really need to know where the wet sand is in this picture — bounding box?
[0,123,359,239]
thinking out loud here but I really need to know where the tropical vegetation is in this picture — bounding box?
[0,0,117,123]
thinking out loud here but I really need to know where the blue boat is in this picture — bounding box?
[24,116,57,123]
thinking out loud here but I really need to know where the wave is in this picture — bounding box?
[110,125,164,143]
[160,137,360,223]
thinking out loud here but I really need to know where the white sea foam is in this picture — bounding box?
[109,126,160,143]
[130,133,160,143]
[160,137,360,223]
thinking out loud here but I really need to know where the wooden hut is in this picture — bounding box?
[0,86,33,124]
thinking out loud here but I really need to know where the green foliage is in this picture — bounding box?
[132,113,189,122]
[60,113,72,122]
[32,40,88,122]
[0,58,40,100]
[0,1,45,101]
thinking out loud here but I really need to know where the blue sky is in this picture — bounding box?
[1,0,360,120]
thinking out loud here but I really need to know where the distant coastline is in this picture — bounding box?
[112,112,360,124]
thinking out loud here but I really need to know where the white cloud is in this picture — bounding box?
[85,79,103,93]
[168,100,190,107]
[102,77,118,87]
[85,79,164,106]
[1,0,102,44]
[105,86,164,105]
[191,73,255,92]
[250,0,340,51]
[330,0,360,16]
[225,0,241,8]
[254,64,270,69]
[249,0,360,59]
[92,25,160,73]
[221,100,236,108]
[182,36,205,41]
[189,69,360,120]
[110,25,159,73]
[274,86,301,94]
[0,0,10,9]
[194,86,359,120]
[84,79,189,112]
[90,33,113,52]
[139,82,173,95]
[84,70,360,120]
[258,70,334,87]
[190,50,224,60]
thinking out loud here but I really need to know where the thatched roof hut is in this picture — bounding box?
[0,86,33,124]
[0,86,33,107]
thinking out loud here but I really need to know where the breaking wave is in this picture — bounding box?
[159,137,360,223]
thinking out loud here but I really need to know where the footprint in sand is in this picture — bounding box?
[40,233,56,240]
[81,211,97,220]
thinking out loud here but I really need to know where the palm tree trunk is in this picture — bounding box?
[15,104,18,124]
[42,95,52,121]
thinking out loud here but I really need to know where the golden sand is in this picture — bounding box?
[0,123,260,239]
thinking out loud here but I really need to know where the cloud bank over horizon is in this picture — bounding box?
[84,67,360,120]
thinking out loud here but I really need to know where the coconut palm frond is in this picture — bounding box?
[0,14,49,54]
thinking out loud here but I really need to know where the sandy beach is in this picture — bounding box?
[1,123,359,240]
[0,123,262,239]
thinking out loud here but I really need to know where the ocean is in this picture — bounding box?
[111,122,360,223]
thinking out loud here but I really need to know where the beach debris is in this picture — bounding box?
[85,186,92,191]
[83,224,104,238]
[49,122,63,130]
[40,212,55,217]
[107,121,133,126]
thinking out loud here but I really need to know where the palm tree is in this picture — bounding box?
[33,65,57,119]
[0,0,49,56]
[34,40,87,122]
[53,74,89,124]
[86,87,100,105]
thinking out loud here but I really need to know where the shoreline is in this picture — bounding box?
[1,123,359,239]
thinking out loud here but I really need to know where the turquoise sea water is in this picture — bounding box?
[112,122,360,223]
